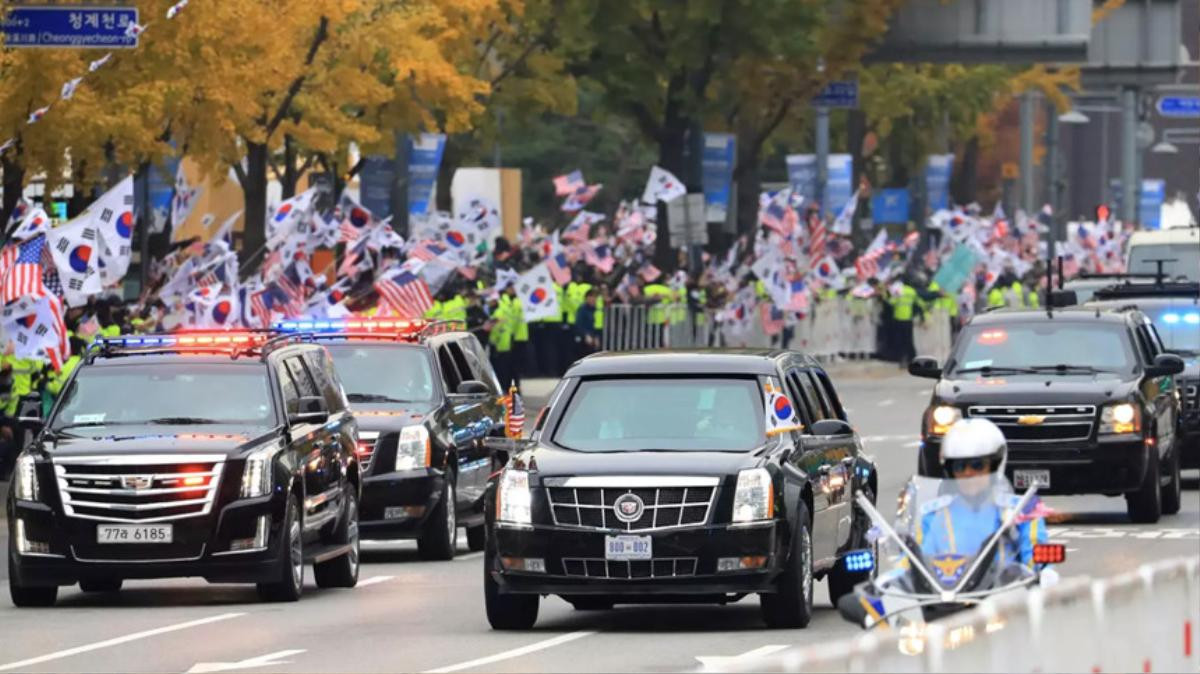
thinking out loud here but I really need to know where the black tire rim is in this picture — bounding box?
[801,527,813,605]
[445,484,456,547]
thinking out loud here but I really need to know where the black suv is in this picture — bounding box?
[7,332,361,606]
[272,319,506,560]
[910,307,1185,523]
[1086,282,1200,467]
[482,350,878,630]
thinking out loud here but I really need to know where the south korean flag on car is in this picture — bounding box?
[763,377,803,436]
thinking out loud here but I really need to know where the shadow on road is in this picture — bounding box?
[535,601,837,633]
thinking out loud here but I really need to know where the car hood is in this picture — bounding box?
[516,444,762,480]
[43,424,276,458]
[935,373,1139,406]
[349,402,435,433]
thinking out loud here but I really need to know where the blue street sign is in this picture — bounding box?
[701,133,736,223]
[813,81,858,109]
[407,133,446,217]
[872,189,911,224]
[2,6,139,49]
[1157,96,1200,118]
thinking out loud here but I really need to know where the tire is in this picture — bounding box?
[418,480,457,561]
[1161,444,1182,516]
[257,496,303,602]
[314,490,360,589]
[484,548,538,629]
[760,503,814,629]
[9,556,57,607]
[1126,447,1162,524]
[466,524,486,552]
[568,597,614,611]
[79,579,123,593]
[828,486,873,606]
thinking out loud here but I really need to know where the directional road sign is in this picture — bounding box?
[813,81,858,109]
[2,6,139,49]
[1157,96,1200,119]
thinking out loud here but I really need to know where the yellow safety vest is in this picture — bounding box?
[644,284,673,325]
[891,285,917,322]
[46,355,81,397]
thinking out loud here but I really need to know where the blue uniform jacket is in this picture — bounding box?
[917,492,1047,571]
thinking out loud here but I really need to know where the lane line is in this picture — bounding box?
[877,399,895,407]
[357,575,395,587]
[903,441,922,448]
[0,612,245,672]
[424,630,596,673]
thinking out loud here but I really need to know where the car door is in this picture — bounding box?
[304,348,356,488]
[283,354,341,535]
[433,341,482,509]
[448,338,494,507]
[1138,321,1176,456]
[810,368,857,549]
[782,365,839,561]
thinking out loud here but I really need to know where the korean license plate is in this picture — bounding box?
[605,535,651,561]
[1013,470,1050,490]
[97,524,173,544]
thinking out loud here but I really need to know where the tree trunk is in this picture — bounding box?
[951,136,979,206]
[1,156,25,236]
[68,159,91,218]
[282,135,298,199]
[435,134,467,213]
[735,139,762,237]
[657,122,689,182]
[239,142,270,268]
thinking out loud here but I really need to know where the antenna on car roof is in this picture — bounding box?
[1143,258,1177,286]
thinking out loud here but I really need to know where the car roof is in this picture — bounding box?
[87,353,271,368]
[969,307,1137,326]
[565,349,807,377]
[1087,296,1200,311]
[1128,227,1200,245]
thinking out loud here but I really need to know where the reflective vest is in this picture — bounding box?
[100,325,120,338]
[424,300,444,320]
[541,285,565,323]
[594,296,605,330]
[2,355,44,416]
[929,282,958,318]
[1007,281,1026,308]
[440,296,467,323]
[565,282,591,325]
[46,355,81,397]
[644,284,673,325]
[891,284,918,322]
[987,287,1006,308]
[489,300,518,353]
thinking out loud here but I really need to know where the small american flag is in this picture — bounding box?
[504,386,525,438]
[546,251,571,286]
[410,240,447,262]
[0,235,47,302]
[806,213,827,260]
[374,268,433,318]
[553,170,585,197]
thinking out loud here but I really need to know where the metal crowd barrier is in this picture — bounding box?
[600,300,953,362]
[710,555,1200,673]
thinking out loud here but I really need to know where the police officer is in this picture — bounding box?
[920,418,1047,570]
[0,346,44,478]
[887,276,918,368]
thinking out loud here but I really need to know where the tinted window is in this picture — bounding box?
[54,364,275,428]
[814,370,846,421]
[446,342,474,387]
[277,361,299,415]
[305,350,346,413]
[554,378,764,452]
[436,346,463,391]
[460,336,501,394]
[1146,305,1200,354]
[804,371,835,419]
[794,372,827,421]
[286,357,319,399]
[950,321,1136,374]
[324,344,435,403]
[784,371,818,428]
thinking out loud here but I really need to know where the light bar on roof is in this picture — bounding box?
[272,318,427,333]
[101,332,267,349]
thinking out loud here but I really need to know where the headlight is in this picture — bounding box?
[927,405,962,435]
[1100,403,1141,435]
[395,425,431,472]
[240,442,283,498]
[496,469,532,525]
[14,452,38,501]
[732,467,774,524]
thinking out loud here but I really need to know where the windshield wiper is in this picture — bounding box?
[1028,364,1114,375]
[347,393,408,403]
[145,417,220,425]
[53,421,120,431]
[953,366,1038,376]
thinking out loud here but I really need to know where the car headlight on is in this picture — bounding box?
[240,442,283,498]
[732,467,774,524]
[1100,402,1141,435]
[496,469,532,525]
[927,405,962,435]
[14,452,39,502]
[396,425,431,472]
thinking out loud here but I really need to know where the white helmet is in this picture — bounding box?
[940,418,1007,475]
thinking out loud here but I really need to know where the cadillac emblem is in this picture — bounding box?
[613,493,645,523]
[121,475,153,490]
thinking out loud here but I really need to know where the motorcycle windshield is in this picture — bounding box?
[880,474,1021,591]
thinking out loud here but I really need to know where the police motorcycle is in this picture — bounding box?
[836,419,1066,631]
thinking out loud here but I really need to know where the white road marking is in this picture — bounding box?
[1047,527,1199,540]
[357,575,394,587]
[903,440,922,448]
[878,399,895,407]
[454,552,484,562]
[424,630,596,673]
[187,649,306,673]
[0,612,245,672]
[860,434,921,444]
[696,645,790,671]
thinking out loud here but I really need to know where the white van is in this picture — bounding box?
[1126,227,1200,281]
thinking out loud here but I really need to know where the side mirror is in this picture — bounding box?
[289,396,329,425]
[908,356,942,379]
[455,380,491,396]
[811,419,853,437]
[16,399,42,429]
[1145,353,1185,378]
[482,437,531,465]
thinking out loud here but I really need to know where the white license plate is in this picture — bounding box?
[97,524,173,544]
[605,535,651,561]
[1013,470,1050,490]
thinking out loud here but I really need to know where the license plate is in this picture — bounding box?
[605,535,651,561]
[1013,470,1050,490]
[97,524,173,544]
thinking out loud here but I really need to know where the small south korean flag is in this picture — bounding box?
[763,378,803,436]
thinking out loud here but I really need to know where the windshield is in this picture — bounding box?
[950,321,1135,375]
[1127,243,1200,282]
[553,377,765,451]
[1147,305,1200,354]
[53,364,274,429]
[324,343,435,403]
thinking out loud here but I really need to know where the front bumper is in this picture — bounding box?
[8,492,286,586]
[921,435,1150,495]
[358,468,445,539]
[491,521,783,597]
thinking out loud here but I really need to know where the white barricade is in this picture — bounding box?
[914,308,953,363]
[715,556,1200,674]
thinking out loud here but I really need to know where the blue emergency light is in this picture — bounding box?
[1161,312,1200,325]
[100,333,264,349]
[843,549,874,573]
[272,318,426,333]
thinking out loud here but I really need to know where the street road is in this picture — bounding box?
[1,367,1196,673]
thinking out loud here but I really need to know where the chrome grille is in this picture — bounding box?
[968,405,1096,443]
[356,431,380,471]
[53,454,225,523]
[545,476,718,532]
[561,557,698,579]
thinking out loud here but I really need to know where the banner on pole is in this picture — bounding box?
[702,133,736,224]
[925,154,955,212]
[408,133,446,217]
